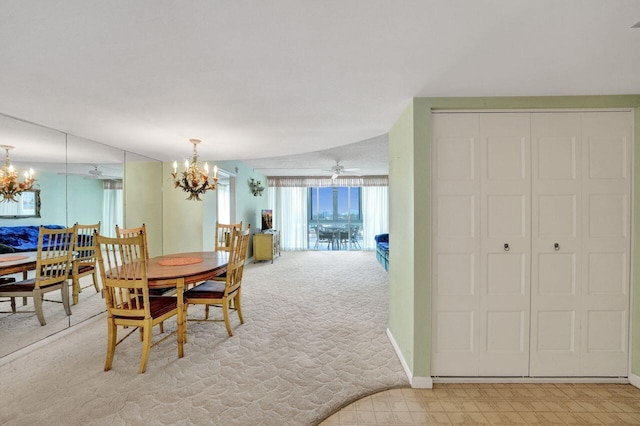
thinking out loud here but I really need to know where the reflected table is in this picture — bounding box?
[0,252,37,312]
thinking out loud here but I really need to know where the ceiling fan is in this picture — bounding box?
[64,165,122,180]
[323,161,361,180]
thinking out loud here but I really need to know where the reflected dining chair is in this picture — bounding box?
[0,226,75,325]
[95,232,185,374]
[184,226,250,336]
[214,221,243,252]
[70,222,101,305]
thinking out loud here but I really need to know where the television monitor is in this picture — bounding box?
[261,209,273,230]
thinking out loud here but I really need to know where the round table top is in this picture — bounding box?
[146,251,229,288]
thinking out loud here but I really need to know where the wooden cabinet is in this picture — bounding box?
[253,230,280,263]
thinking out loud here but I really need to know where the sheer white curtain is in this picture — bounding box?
[102,187,123,237]
[361,186,388,250]
[268,187,308,250]
[217,181,231,224]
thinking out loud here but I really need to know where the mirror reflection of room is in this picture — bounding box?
[0,113,163,359]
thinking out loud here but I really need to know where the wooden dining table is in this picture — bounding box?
[146,251,228,289]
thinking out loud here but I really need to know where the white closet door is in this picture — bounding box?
[580,112,631,376]
[479,113,531,376]
[432,111,631,378]
[431,113,481,375]
[530,113,582,376]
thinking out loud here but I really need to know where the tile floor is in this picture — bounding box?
[319,383,640,425]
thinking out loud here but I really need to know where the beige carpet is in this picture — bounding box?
[0,251,408,425]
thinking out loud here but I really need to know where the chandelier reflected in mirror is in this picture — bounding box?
[0,145,35,203]
[171,139,218,201]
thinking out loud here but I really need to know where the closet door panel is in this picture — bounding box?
[479,113,531,376]
[580,112,631,376]
[431,113,481,375]
[530,113,582,376]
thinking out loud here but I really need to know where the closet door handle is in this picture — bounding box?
[554,243,560,251]
[504,243,510,252]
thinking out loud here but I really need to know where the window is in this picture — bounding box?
[308,187,362,250]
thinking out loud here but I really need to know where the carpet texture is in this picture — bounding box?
[0,251,408,425]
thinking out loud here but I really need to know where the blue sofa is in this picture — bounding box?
[0,225,66,252]
[374,233,389,272]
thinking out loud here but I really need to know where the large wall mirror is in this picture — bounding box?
[0,113,162,358]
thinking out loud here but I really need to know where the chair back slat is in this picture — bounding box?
[115,224,149,260]
[74,222,100,263]
[96,233,150,320]
[35,226,75,290]
[224,227,250,295]
[215,221,243,252]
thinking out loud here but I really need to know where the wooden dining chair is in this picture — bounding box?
[0,226,75,325]
[70,222,101,305]
[95,232,185,374]
[184,226,250,336]
[115,224,149,259]
[214,221,243,252]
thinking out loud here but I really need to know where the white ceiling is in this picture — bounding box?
[0,1,638,176]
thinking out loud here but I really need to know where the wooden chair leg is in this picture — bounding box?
[62,284,72,316]
[204,304,210,320]
[235,291,244,325]
[139,322,153,374]
[33,292,46,326]
[222,298,233,336]
[72,278,80,305]
[10,297,16,313]
[183,304,189,344]
[91,270,100,293]
[159,322,164,333]
[104,319,117,371]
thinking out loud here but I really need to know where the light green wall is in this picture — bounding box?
[388,102,416,372]
[162,161,205,255]
[124,161,163,258]
[389,95,640,380]
[67,175,104,225]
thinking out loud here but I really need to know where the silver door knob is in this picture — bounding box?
[504,243,510,252]
[554,243,560,251]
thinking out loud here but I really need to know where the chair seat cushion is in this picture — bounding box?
[116,296,177,319]
[184,280,226,300]
[0,278,36,292]
[76,264,95,275]
[149,296,178,318]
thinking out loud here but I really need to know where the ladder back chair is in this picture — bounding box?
[95,232,185,374]
[184,226,250,336]
[70,222,101,305]
[0,226,75,325]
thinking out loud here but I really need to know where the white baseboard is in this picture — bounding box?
[630,373,640,389]
[386,328,433,389]
[433,377,628,384]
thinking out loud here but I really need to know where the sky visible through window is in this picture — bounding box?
[311,187,361,221]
